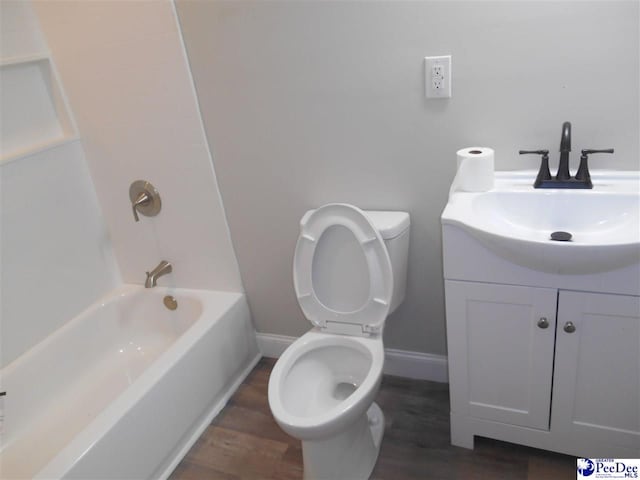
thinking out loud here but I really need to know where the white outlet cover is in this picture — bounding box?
[425,55,452,99]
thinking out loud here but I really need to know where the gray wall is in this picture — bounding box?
[176,1,639,355]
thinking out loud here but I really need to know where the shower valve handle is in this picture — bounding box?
[132,192,151,222]
[129,180,161,223]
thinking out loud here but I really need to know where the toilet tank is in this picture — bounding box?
[365,211,410,315]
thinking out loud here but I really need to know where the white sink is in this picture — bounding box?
[441,171,640,274]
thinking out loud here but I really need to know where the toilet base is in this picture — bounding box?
[367,402,385,451]
[301,402,385,480]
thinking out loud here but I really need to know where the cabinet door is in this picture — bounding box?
[446,281,557,429]
[552,291,640,454]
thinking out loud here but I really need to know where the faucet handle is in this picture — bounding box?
[519,150,549,156]
[129,180,161,223]
[575,149,613,186]
[520,150,552,187]
[132,192,151,222]
[581,149,614,155]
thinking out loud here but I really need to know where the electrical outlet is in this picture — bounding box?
[425,55,451,98]
[433,74,443,91]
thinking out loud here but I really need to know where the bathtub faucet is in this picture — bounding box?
[145,260,172,288]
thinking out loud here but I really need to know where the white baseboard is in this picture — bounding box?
[255,333,448,383]
[383,347,448,383]
[256,333,294,359]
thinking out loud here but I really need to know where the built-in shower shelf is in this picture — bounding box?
[0,53,49,67]
[0,136,80,165]
[0,53,77,165]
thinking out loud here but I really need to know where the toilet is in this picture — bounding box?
[268,203,410,479]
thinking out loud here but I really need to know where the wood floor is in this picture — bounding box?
[169,358,575,480]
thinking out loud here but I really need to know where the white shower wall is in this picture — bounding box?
[2,0,246,367]
[1,143,120,367]
[32,0,244,293]
[0,1,119,367]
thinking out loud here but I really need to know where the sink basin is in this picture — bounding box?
[441,170,640,274]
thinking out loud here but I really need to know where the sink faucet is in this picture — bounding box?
[557,121,571,182]
[145,260,172,288]
[519,121,614,189]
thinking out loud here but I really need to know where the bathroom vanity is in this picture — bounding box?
[441,171,640,458]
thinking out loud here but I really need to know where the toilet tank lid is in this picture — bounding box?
[300,209,409,239]
[365,211,410,239]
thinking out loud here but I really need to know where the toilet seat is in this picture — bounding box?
[293,203,393,335]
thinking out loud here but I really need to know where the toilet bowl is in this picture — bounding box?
[268,203,410,480]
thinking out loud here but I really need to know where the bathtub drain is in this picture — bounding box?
[163,295,178,310]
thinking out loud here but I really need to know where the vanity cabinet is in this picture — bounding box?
[445,282,557,430]
[445,280,640,457]
[552,291,640,454]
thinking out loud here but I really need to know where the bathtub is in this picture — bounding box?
[0,285,260,479]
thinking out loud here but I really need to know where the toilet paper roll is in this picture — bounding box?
[449,147,495,198]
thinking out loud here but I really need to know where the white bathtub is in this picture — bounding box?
[0,285,260,479]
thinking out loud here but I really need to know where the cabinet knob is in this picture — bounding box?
[563,321,576,333]
[537,317,549,329]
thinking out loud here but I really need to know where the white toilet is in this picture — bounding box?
[268,203,410,480]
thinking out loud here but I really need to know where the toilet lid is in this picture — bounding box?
[293,203,393,335]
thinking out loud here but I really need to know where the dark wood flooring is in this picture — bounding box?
[169,358,575,480]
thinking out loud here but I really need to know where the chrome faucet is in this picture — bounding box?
[145,260,172,288]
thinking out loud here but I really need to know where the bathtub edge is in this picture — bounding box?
[29,290,260,480]
[156,349,261,480]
